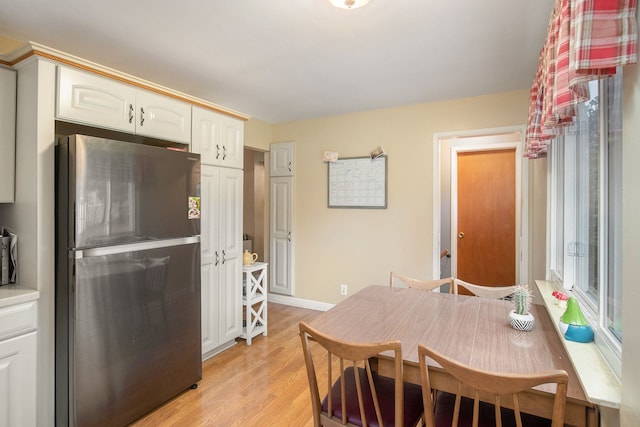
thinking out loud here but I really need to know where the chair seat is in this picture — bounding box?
[321,366,423,427]
[434,391,553,427]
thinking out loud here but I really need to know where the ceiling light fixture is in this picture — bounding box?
[329,0,370,9]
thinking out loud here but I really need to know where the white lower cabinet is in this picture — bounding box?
[200,166,243,357]
[0,301,37,427]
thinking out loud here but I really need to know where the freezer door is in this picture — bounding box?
[60,134,201,248]
[67,241,201,427]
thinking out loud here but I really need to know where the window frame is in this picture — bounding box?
[546,75,622,380]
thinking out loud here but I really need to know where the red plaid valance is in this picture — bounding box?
[524,0,637,158]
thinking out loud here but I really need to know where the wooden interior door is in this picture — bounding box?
[456,149,516,288]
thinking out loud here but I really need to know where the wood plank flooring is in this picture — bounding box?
[130,303,322,426]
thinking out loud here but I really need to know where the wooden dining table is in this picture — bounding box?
[307,285,598,427]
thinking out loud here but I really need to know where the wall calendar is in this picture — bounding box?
[328,156,387,209]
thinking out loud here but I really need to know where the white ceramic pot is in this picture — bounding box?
[508,310,535,332]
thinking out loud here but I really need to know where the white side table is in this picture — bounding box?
[240,262,268,345]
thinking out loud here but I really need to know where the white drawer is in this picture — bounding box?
[0,301,37,341]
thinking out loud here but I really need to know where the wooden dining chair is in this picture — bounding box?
[299,321,423,427]
[389,272,455,293]
[418,343,568,427]
[452,278,517,299]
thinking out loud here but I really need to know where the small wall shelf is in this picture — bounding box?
[241,262,268,345]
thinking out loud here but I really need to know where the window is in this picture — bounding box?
[547,72,623,378]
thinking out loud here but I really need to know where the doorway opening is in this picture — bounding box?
[432,127,528,287]
[243,148,267,261]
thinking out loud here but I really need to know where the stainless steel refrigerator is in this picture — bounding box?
[55,134,202,426]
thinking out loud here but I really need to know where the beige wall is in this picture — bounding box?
[244,117,273,151]
[271,90,530,304]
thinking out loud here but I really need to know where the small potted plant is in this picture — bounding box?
[508,284,535,331]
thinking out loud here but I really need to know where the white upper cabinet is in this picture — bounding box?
[221,115,243,168]
[56,66,191,143]
[0,67,16,203]
[136,89,191,143]
[270,141,294,176]
[192,106,243,168]
[57,66,136,133]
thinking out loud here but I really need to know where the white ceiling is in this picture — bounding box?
[0,0,554,124]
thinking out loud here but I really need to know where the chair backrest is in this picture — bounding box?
[418,343,568,427]
[389,272,454,292]
[453,278,516,299]
[299,321,406,427]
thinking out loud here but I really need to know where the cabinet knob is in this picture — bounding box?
[140,107,145,126]
[128,104,134,123]
[288,162,293,172]
[216,144,221,160]
[223,146,227,160]
[222,250,226,264]
[215,251,220,266]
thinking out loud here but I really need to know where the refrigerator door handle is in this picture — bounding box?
[73,236,200,259]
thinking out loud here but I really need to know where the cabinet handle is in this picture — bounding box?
[222,250,226,264]
[288,232,291,242]
[223,146,227,160]
[216,144,221,159]
[128,104,134,123]
[288,162,292,172]
[215,251,220,266]
[140,107,145,126]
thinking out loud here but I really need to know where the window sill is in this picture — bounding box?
[535,280,621,409]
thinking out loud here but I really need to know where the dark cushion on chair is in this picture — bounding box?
[434,391,553,427]
[321,366,423,427]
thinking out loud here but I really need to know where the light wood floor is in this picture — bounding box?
[131,303,322,426]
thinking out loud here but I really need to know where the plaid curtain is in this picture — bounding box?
[524,0,637,158]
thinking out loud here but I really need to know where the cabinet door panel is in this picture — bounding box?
[57,66,136,133]
[136,90,191,143]
[219,168,243,341]
[219,257,242,343]
[192,107,221,165]
[220,117,243,169]
[270,141,294,176]
[200,263,218,354]
[0,67,16,202]
[270,177,294,295]
[0,332,37,427]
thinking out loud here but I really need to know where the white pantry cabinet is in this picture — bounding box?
[56,66,192,143]
[0,301,38,427]
[192,106,243,169]
[0,67,16,202]
[200,165,243,357]
[269,176,294,296]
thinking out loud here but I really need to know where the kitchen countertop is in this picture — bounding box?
[0,285,39,308]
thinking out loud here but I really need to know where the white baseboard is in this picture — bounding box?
[267,293,334,312]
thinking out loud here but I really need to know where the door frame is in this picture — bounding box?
[432,126,529,285]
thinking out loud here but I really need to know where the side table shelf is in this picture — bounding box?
[240,262,268,345]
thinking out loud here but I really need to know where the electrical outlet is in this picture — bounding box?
[340,284,348,296]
